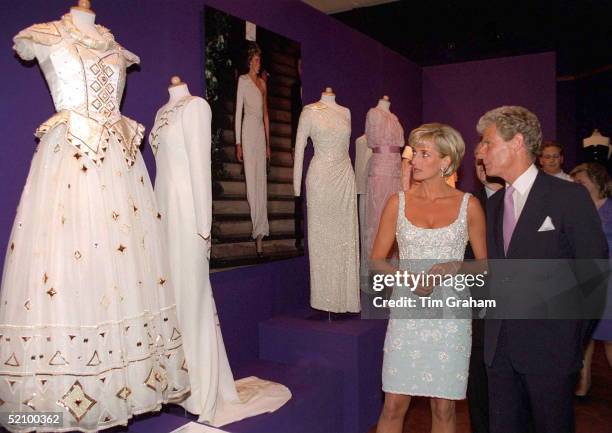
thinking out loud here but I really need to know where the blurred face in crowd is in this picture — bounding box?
[539,145,564,175]
[572,171,599,199]
[410,139,451,182]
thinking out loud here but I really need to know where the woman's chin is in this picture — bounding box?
[412,172,435,182]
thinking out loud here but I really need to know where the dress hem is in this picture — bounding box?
[382,388,466,401]
[3,394,190,433]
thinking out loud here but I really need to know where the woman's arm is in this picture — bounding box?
[235,77,244,161]
[262,79,271,159]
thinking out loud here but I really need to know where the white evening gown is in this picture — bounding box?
[293,102,361,313]
[150,96,291,426]
[235,75,269,239]
[0,15,190,432]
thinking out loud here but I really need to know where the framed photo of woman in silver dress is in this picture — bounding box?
[205,6,303,269]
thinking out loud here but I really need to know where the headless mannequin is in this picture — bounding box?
[321,87,350,322]
[376,95,391,112]
[583,129,610,147]
[584,129,611,159]
[168,76,191,105]
[69,1,103,42]
[320,87,338,106]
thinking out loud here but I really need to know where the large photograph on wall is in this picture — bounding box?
[205,6,303,269]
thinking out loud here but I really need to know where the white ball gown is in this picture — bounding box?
[0,14,189,432]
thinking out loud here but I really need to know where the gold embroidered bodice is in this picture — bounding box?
[13,14,144,167]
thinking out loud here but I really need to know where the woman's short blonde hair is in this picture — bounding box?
[408,123,465,177]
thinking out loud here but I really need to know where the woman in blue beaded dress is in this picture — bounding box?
[371,123,487,433]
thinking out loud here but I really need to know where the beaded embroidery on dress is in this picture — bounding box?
[293,102,360,312]
[381,192,472,399]
[0,15,189,432]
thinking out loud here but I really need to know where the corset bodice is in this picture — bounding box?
[13,14,143,167]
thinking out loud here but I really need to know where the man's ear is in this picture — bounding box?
[511,133,525,154]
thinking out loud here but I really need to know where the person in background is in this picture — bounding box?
[570,162,612,396]
[538,141,572,181]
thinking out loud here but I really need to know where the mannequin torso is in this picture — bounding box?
[376,99,391,112]
[69,7,103,41]
[584,129,610,147]
[168,83,191,106]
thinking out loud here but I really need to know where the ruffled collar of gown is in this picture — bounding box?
[60,13,114,51]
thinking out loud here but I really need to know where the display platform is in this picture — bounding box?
[128,310,386,433]
[259,310,387,433]
[131,359,341,433]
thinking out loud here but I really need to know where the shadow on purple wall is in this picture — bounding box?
[422,52,556,192]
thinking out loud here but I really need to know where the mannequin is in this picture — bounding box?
[363,94,404,264]
[6,7,192,431]
[168,75,191,105]
[293,89,360,314]
[151,80,291,424]
[320,86,337,105]
[584,129,610,147]
[377,95,391,111]
[69,0,103,42]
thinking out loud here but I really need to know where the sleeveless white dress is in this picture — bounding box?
[382,192,472,399]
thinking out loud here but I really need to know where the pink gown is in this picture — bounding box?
[364,107,404,261]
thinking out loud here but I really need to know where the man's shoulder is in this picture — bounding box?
[539,171,584,196]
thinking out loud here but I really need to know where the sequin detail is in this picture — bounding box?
[381,192,472,400]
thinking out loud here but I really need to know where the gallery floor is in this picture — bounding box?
[367,344,612,433]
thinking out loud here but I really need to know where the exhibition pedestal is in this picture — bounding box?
[129,310,386,433]
[259,311,387,433]
[131,360,341,433]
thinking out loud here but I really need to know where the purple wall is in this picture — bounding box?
[422,52,557,192]
[0,0,421,367]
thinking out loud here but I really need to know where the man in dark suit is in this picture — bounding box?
[477,106,608,433]
[466,143,503,433]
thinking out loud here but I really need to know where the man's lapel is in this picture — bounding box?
[507,171,550,258]
[487,189,505,259]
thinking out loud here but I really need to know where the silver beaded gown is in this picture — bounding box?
[381,192,472,399]
[293,101,360,313]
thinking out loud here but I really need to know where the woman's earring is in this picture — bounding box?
[440,167,445,176]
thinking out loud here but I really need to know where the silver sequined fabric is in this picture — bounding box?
[293,102,360,312]
[381,192,472,399]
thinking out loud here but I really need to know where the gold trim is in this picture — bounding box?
[49,350,69,366]
[4,353,20,367]
[57,379,97,422]
[86,351,101,367]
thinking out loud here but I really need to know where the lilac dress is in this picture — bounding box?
[593,198,612,341]
[364,107,404,261]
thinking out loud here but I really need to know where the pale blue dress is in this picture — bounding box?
[381,192,472,399]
